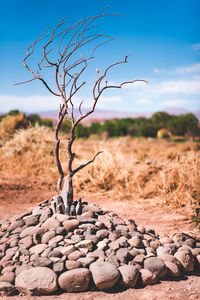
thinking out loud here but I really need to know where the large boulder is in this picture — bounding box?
[118,265,139,288]
[89,261,120,290]
[58,268,91,292]
[143,257,167,279]
[15,267,58,295]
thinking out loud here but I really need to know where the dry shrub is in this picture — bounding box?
[0,112,29,142]
[0,127,199,212]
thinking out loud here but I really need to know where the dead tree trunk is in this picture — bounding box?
[15,14,147,215]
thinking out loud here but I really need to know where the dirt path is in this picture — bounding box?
[0,175,200,300]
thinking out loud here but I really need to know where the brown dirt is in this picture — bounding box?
[1,174,200,300]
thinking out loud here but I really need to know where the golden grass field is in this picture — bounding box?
[0,125,199,215]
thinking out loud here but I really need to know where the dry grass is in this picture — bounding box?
[0,126,199,212]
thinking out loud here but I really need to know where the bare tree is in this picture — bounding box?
[16,14,146,215]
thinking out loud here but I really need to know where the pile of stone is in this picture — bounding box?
[0,198,200,296]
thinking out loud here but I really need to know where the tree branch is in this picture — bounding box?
[73,151,103,175]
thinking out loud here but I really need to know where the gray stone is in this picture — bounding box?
[41,231,56,244]
[65,260,82,270]
[48,248,62,258]
[144,257,167,279]
[0,272,15,284]
[53,260,65,273]
[68,250,84,260]
[19,236,33,249]
[116,248,131,263]
[34,257,52,267]
[109,240,120,251]
[76,240,94,251]
[78,257,95,267]
[29,244,48,255]
[24,215,39,226]
[85,235,99,244]
[184,238,196,248]
[48,235,63,246]
[150,240,161,250]
[82,204,102,214]
[97,241,108,251]
[165,261,180,277]
[0,282,16,295]
[174,250,195,272]
[128,236,144,248]
[89,261,120,290]
[118,265,139,288]
[140,268,158,285]
[96,229,110,240]
[106,254,120,267]
[60,245,76,256]
[58,268,91,292]
[15,267,58,295]
[42,216,60,231]
[159,236,173,245]
[7,219,24,232]
[63,219,79,232]
[20,226,35,239]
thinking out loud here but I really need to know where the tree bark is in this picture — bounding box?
[61,174,73,215]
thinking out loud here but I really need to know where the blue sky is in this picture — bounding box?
[0,0,200,114]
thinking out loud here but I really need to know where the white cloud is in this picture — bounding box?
[154,63,200,74]
[0,94,123,113]
[154,80,200,95]
[136,99,152,104]
[161,99,188,106]
[0,94,61,113]
[95,95,122,109]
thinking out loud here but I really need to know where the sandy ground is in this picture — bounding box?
[0,174,200,300]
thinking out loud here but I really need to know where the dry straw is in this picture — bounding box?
[0,127,199,212]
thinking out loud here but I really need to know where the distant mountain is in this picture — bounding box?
[39,108,152,125]
[38,107,200,124]
[163,107,190,116]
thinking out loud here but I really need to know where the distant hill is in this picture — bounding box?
[38,107,200,124]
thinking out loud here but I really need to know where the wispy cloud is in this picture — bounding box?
[154,63,200,74]
[0,95,61,113]
[136,99,152,104]
[192,43,200,50]
[0,94,123,113]
[161,99,188,107]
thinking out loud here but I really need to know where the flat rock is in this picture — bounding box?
[15,267,58,295]
[42,216,60,231]
[77,257,95,267]
[7,220,24,232]
[29,244,48,255]
[34,257,52,267]
[65,260,82,270]
[41,231,56,244]
[89,261,120,290]
[63,219,79,232]
[58,268,91,292]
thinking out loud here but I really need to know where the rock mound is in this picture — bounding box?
[0,199,200,296]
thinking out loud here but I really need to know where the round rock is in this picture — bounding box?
[15,267,57,295]
[118,265,139,288]
[143,257,167,279]
[58,268,91,292]
[89,261,120,290]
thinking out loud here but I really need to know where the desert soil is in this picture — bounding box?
[0,174,200,300]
